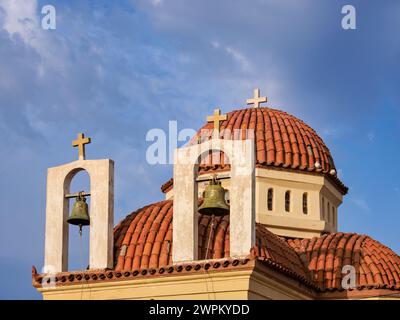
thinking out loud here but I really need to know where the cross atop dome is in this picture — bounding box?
[246,88,267,108]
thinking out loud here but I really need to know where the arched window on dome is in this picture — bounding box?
[302,193,308,214]
[285,191,291,212]
[327,201,330,222]
[267,188,273,211]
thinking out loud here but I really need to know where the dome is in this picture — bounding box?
[111,200,400,292]
[162,106,347,194]
[287,233,400,291]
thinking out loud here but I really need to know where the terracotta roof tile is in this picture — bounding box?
[161,107,347,194]
[32,258,256,289]
[113,199,311,285]
[33,200,400,296]
[286,233,400,291]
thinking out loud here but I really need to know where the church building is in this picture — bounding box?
[32,89,400,300]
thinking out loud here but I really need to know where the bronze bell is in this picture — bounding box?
[67,192,90,229]
[198,178,230,216]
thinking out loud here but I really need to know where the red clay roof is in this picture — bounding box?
[161,107,347,194]
[33,200,400,295]
[33,200,315,289]
[112,199,400,292]
[287,233,400,291]
[32,258,256,288]
[196,107,334,171]
[113,199,311,285]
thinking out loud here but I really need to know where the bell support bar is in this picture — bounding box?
[65,192,91,199]
[196,172,230,182]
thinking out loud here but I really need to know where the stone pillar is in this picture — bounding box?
[44,159,114,272]
[173,139,255,263]
[229,139,255,257]
[173,148,198,262]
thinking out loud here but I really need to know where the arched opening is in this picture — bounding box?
[173,138,255,263]
[198,148,230,173]
[267,188,273,211]
[285,191,291,212]
[302,193,308,214]
[66,169,90,271]
[196,149,230,260]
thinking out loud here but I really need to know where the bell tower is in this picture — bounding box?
[43,133,114,273]
[172,109,256,263]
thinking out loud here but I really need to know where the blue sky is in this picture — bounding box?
[0,0,399,299]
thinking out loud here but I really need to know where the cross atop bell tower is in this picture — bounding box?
[207,108,227,139]
[44,133,114,272]
[246,88,267,108]
[72,133,91,160]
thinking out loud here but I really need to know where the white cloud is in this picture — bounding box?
[0,0,68,75]
[351,197,370,212]
[321,127,340,138]
[150,0,164,7]
[209,40,252,71]
[367,132,375,142]
[0,0,38,41]
[211,40,220,48]
[225,46,251,72]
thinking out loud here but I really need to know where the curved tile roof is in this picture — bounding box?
[195,107,335,172]
[287,233,400,291]
[33,200,400,295]
[32,258,257,288]
[161,107,347,194]
[113,200,400,292]
[113,199,311,284]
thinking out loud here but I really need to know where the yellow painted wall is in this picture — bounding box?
[167,168,344,238]
[38,269,314,300]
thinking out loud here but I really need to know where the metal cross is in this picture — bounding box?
[246,88,267,108]
[207,108,227,139]
[72,133,91,160]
